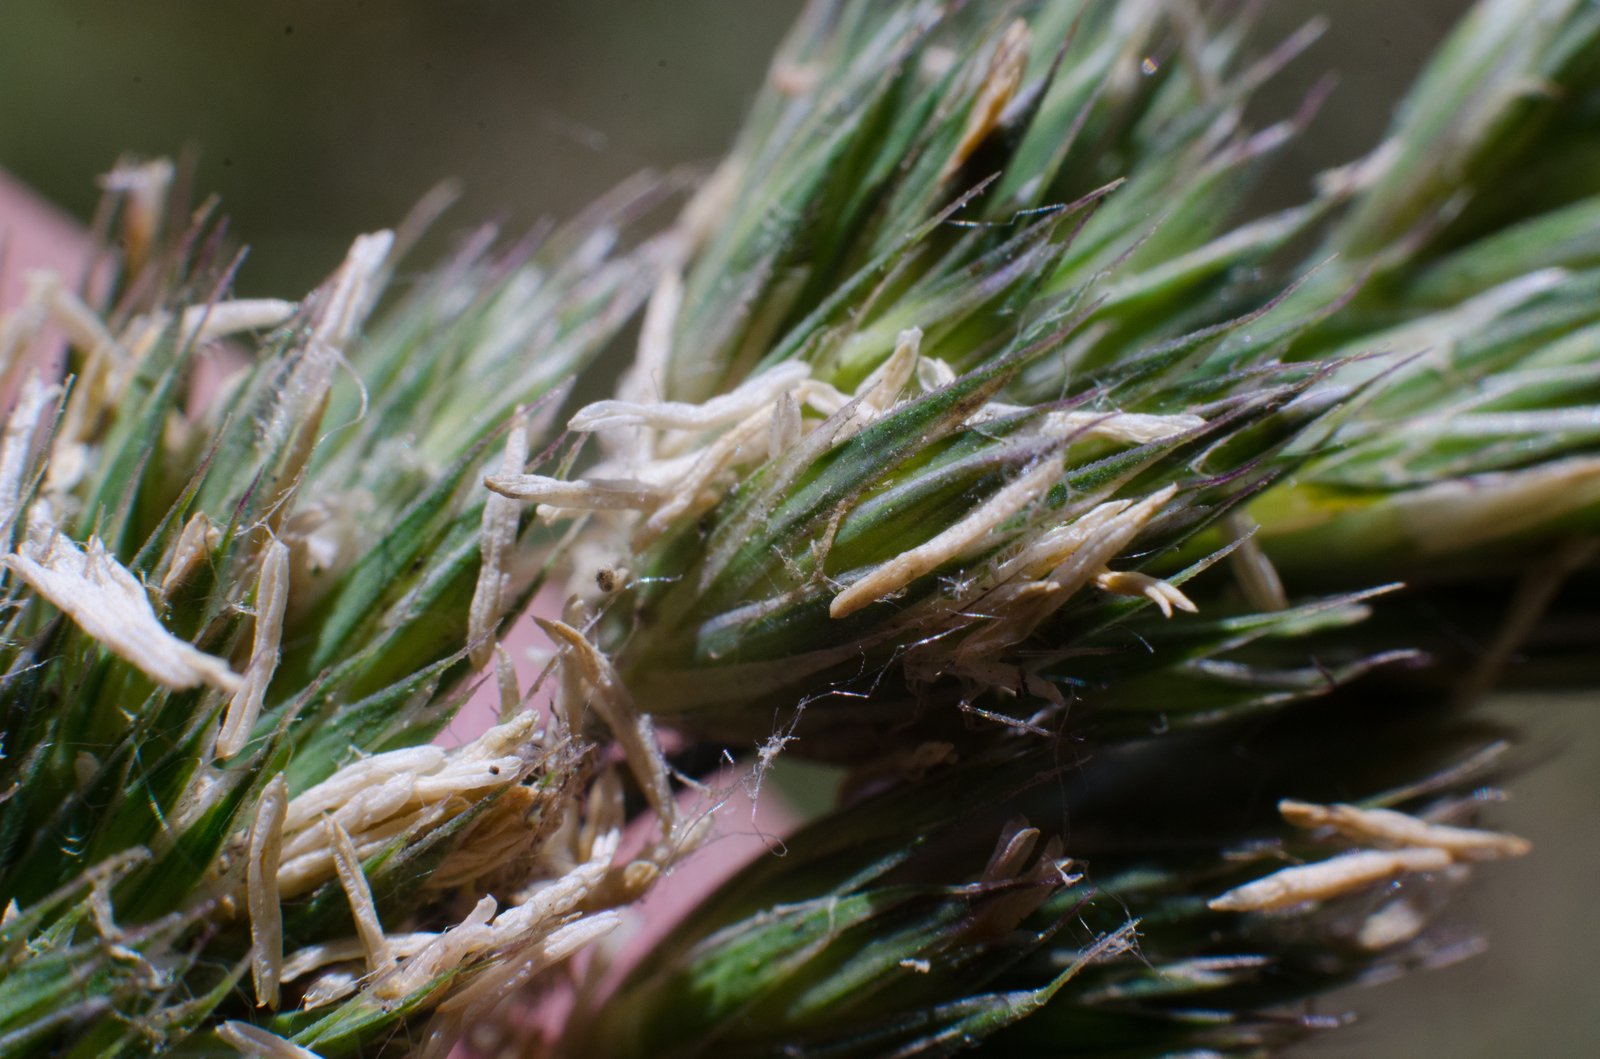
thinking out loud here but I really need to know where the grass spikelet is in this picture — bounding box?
[4,1,1600,1057]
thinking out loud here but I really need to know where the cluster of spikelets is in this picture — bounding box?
[3,0,1600,1057]
[0,158,717,1059]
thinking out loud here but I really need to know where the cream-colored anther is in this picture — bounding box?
[324,815,395,976]
[769,389,802,461]
[483,473,662,512]
[4,532,242,693]
[247,775,289,1009]
[535,619,680,836]
[98,158,173,274]
[942,20,1031,180]
[218,539,289,758]
[159,513,222,599]
[218,1021,326,1059]
[1093,569,1197,618]
[0,372,59,547]
[470,408,530,669]
[376,896,497,1000]
[1279,799,1531,860]
[179,299,298,346]
[1208,848,1452,912]
[636,405,772,544]
[832,454,1063,618]
[1041,410,1206,444]
[493,643,521,723]
[570,361,810,433]
[851,328,921,421]
[956,485,1177,661]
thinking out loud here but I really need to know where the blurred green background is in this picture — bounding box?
[0,0,805,295]
[2,1,1596,1055]
[0,1,1485,296]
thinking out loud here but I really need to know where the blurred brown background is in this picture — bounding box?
[2,0,1596,1054]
